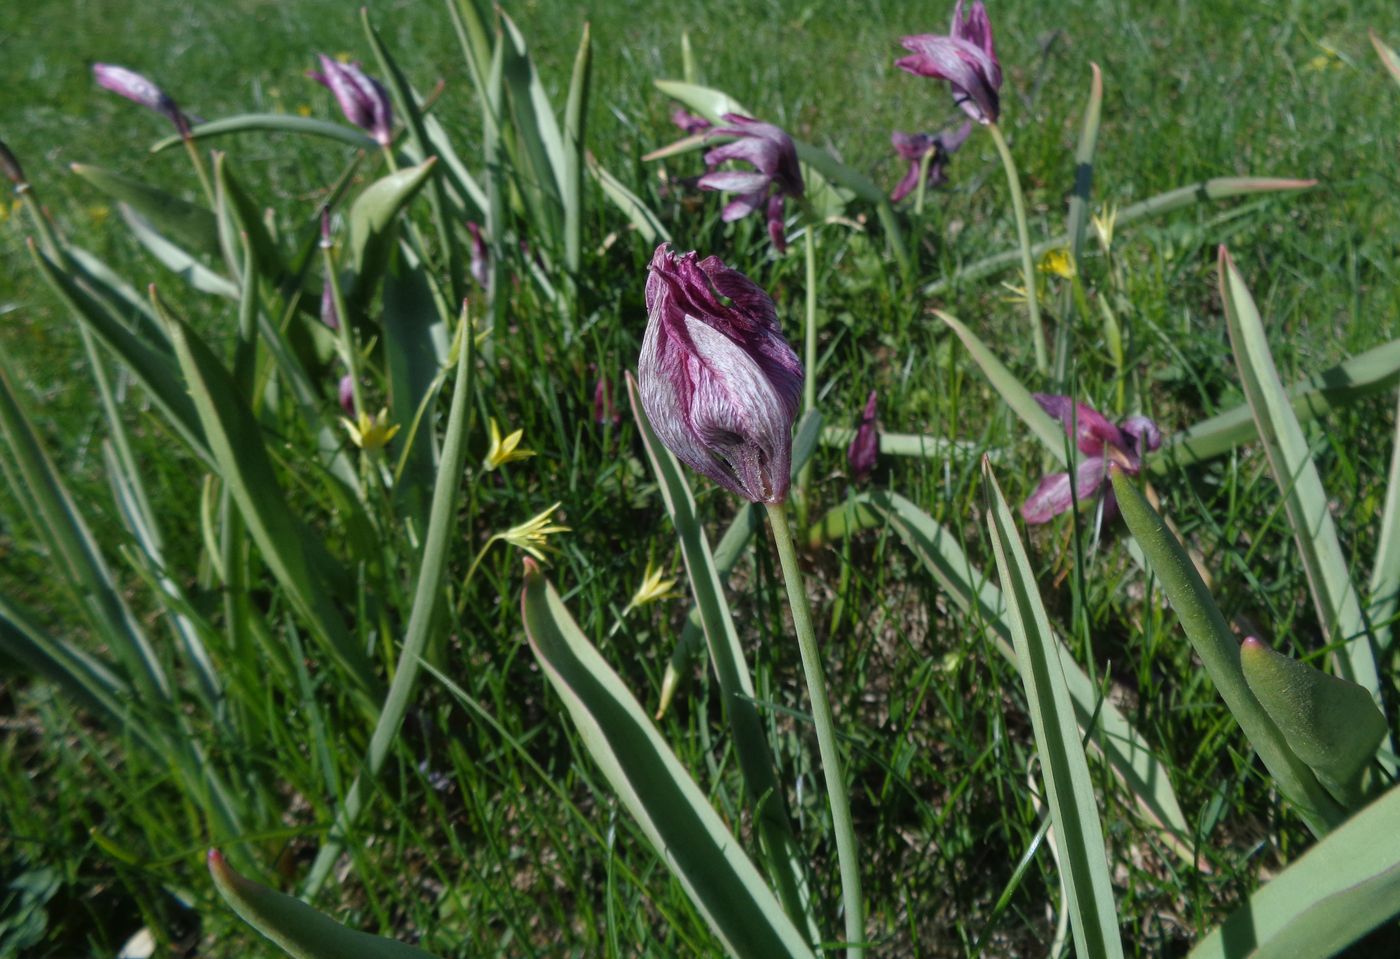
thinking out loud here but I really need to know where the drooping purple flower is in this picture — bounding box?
[696,114,805,253]
[890,122,973,202]
[847,390,880,483]
[320,283,340,331]
[466,221,489,288]
[671,107,712,136]
[308,55,393,146]
[897,1,1003,125]
[1021,394,1163,524]
[593,376,621,427]
[638,244,804,504]
[338,374,356,415]
[92,63,191,137]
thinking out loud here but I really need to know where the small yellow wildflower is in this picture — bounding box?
[335,51,354,64]
[483,417,534,471]
[1000,281,1032,306]
[296,104,313,117]
[1037,247,1076,280]
[499,502,570,561]
[623,559,681,615]
[1303,45,1344,73]
[87,204,111,226]
[1092,203,1118,254]
[341,408,401,452]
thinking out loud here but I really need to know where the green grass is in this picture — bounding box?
[2,0,1400,956]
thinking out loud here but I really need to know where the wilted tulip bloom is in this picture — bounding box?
[897,1,1003,125]
[639,244,804,504]
[890,122,972,202]
[670,107,712,136]
[847,390,880,482]
[697,114,805,253]
[308,55,393,146]
[1021,394,1162,524]
[92,63,191,136]
[338,374,355,415]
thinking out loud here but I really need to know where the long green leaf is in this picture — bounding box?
[588,153,670,244]
[848,490,1193,860]
[0,595,129,731]
[71,163,219,254]
[521,561,816,959]
[922,177,1316,295]
[1109,470,1344,834]
[625,374,817,943]
[1067,63,1104,267]
[1369,388,1400,654]
[1219,247,1381,705]
[983,461,1124,959]
[118,204,239,299]
[150,114,379,153]
[346,157,437,311]
[1188,784,1400,959]
[500,9,566,238]
[562,23,592,275]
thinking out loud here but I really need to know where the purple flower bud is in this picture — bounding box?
[308,54,393,146]
[466,221,489,288]
[638,244,804,504]
[594,376,620,427]
[338,374,355,415]
[92,63,191,137]
[320,282,340,331]
[897,1,1003,125]
[889,122,972,202]
[847,390,880,482]
[697,114,805,254]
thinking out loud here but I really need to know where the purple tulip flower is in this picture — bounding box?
[638,244,804,504]
[308,54,393,146]
[671,107,712,136]
[1021,394,1162,524]
[696,114,805,253]
[890,122,972,202]
[847,390,880,482]
[897,1,1003,125]
[92,63,191,137]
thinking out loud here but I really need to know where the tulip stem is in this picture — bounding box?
[181,136,216,210]
[987,122,1048,375]
[796,221,819,528]
[764,501,864,959]
[914,147,935,216]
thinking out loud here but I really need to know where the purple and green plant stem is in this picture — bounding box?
[987,122,1047,374]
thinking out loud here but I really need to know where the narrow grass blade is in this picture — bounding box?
[940,310,1065,462]
[848,489,1193,862]
[118,205,239,299]
[818,426,986,461]
[562,23,592,275]
[0,595,129,730]
[1067,63,1103,266]
[1219,247,1381,703]
[71,162,219,254]
[625,374,817,941]
[150,115,378,153]
[500,10,566,231]
[1369,389,1400,653]
[521,560,817,959]
[922,177,1316,295]
[1154,337,1400,469]
[983,461,1124,959]
[588,153,670,244]
[1188,784,1400,959]
[1372,30,1400,87]
[213,152,289,289]
[210,851,438,959]
[346,157,437,310]
[1109,469,1345,834]
[159,294,375,697]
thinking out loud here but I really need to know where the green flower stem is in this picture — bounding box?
[320,242,363,419]
[796,221,819,528]
[987,122,1048,375]
[914,147,935,216]
[764,501,864,959]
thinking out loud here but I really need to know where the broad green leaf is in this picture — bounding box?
[346,157,437,310]
[1154,337,1400,469]
[381,257,448,526]
[1188,784,1400,959]
[71,162,219,254]
[420,111,488,214]
[521,561,817,959]
[0,595,129,732]
[150,114,378,153]
[1067,63,1103,266]
[213,152,289,291]
[1372,30,1400,87]
[1110,470,1345,835]
[588,153,670,244]
[983,461,1124,959]
[118,205,239,299]
[1219,247,1382,708]
[500,9,566,239]
[923,177,1316,295]
[940,310,1065,461]
[562,23,592,275]
[843,490,1193,862]
[62,245,166,345]
[209,851,438,959]
[625,375,817,942]
[1240,637,1385,808]
[1370,389,1400,654]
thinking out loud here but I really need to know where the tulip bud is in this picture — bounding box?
[847,390,879,482]
[92,63,191,137]
[338,374,355,415]
[308,55,393,146]
[638,244,803,504]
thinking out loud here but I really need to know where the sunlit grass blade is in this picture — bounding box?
[847,489,1193,862]
[1109,469,1345,835]
[588,152,670,244]
[818,425,988,462]
[71,162,220,254]
[625,374,817,942]
[982,460,1124,959]
[520,560,817,959]
[1372,30,1400,86]
[346,157,437,311]
[150,114,378,153]
[1369,389,1400,654]
[1219,247,1382,707]
[1188,784,1400,959]
[922,176,1316,295]
[500,9,566,239]
[210,851,439,959]
[562,23,591,276]
[118,204,239,298]
[1067,63,1103,267]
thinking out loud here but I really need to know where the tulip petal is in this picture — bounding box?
[697,170,772,195]
[1033,392,1125,456]
[1021,458,1107,524]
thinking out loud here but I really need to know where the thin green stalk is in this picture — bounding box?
[987,122,1047,375]
[764,502,864,958]
[913,147,934,216]
[321,236,363,418]
[796,222,818,528]
[181,136,216,209]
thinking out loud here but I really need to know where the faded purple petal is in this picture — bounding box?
[719,191,765,223]
[466,221,489,288]
[766,193,787,253]
[338,374,355,415]
[93,63,190,135]
[638,245,803,503]
[697,169,773,195]
[892,131,936,162]
[847,390,879,482]
[890,162,923,203]
[889,122,972,201]
[1033,393,1125,456]
[311,55,393,146]
[1120,415,1163,461]
[320,282,340,331]
[897,2,1002,124]
[671,108,712,135]
[1020,458,1107,524]
[697,113,803,251]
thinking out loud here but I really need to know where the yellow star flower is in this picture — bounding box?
[341,408,401,452]
[1037,247,1076,280]
[483,417,535,471]
[623,559,681,615]
[498,502,570,561]
[1092,203,1118,254]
